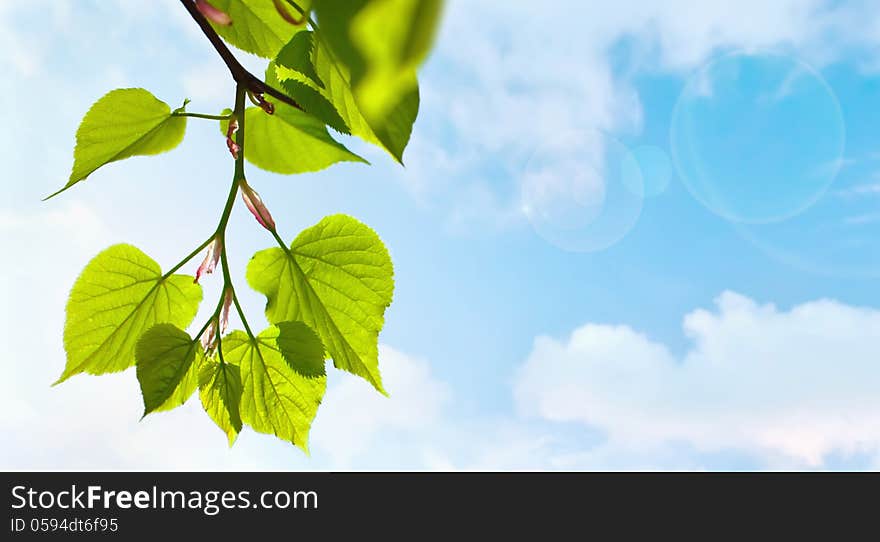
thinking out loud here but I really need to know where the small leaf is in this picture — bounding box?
[240,96,364,174]
[199,359,244,446]
[207,0,307,58]
[280,78,350,134]
[277,321,327,378]
[275,30,324,88]
[56,244,202,384]
[247,214,394,393]
[154,348,203,413]
[223,328,326,451]
[270,58,350,134]
[135,324,199,416]
[50,88,187,198]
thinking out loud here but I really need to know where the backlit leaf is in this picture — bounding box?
[50,88,187,198]
[199,359,244,446]
[236,100,364,174]
[56,244,202,384]
[276,30,324,88]
[135,324,200,416]
[222,328,326,451]
[247,214,394,393]
[208,0,308,58]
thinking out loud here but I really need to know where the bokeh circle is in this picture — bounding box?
[670,51,845,224]
[521,129,644,253]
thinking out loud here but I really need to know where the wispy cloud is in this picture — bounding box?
[844,213,880,225]
[835,181,880,197]
[412,0,880,235]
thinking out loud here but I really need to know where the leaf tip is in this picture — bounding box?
[296,440,311,456]
[371,377,389,397]
[43,184,72,201]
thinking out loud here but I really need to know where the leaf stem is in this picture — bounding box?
[163,236,215,280]
[282,0,319,29]
[214,86,248,241]
[269,228,290,254]
[219,83,258,346]
[218,85,246,283]
[170,84,254,355]
[172,111,232,121]
[193,313,216,344]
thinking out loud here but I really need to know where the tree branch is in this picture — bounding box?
[179,0,302,112]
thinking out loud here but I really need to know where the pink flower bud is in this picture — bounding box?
[256,94,275,115]
[195,236,222,284]
[220,288,233,334]
[196,0,232,26]
[201,319,218,354]
[240,180,276,231]
[226,116,240,159]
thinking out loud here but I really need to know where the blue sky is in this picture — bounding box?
[2,0,880,470]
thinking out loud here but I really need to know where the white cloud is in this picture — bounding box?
[311,345,451,467]
[410,0,880,233]
[514,291,880,467]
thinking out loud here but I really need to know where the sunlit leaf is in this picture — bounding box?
[222,327,326,451]
[199,359,244,446]
[304,0,442,161]
[135,324,200,416]
[56,244,202,384]
[208,0,308,58]
[50,88,187,198]
[276,30,324,88]
[247,214,394,393]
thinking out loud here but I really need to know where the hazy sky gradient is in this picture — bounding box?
[2,0,880,470]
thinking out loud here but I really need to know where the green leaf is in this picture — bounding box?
[237,95,364,174]
[307,0,441,161]
[247,214,394,393]
[276,30,324,88]
[280,30,418,163]
[222,328,326,451]
[50,88,187,199]
[199,359,244,446]
[276,321,327,378]
[56,244,203,384]
[135,324,200,416]
[279,78,351,135]
[207,0,307,59]
[154,346,203,413]
[347,0,442,118]
[219,61,360,173]
[267,58,350,134]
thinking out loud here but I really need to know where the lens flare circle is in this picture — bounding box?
[670,51,845,224]
[521,129,644,253]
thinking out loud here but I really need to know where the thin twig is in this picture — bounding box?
[179,0,303,112]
